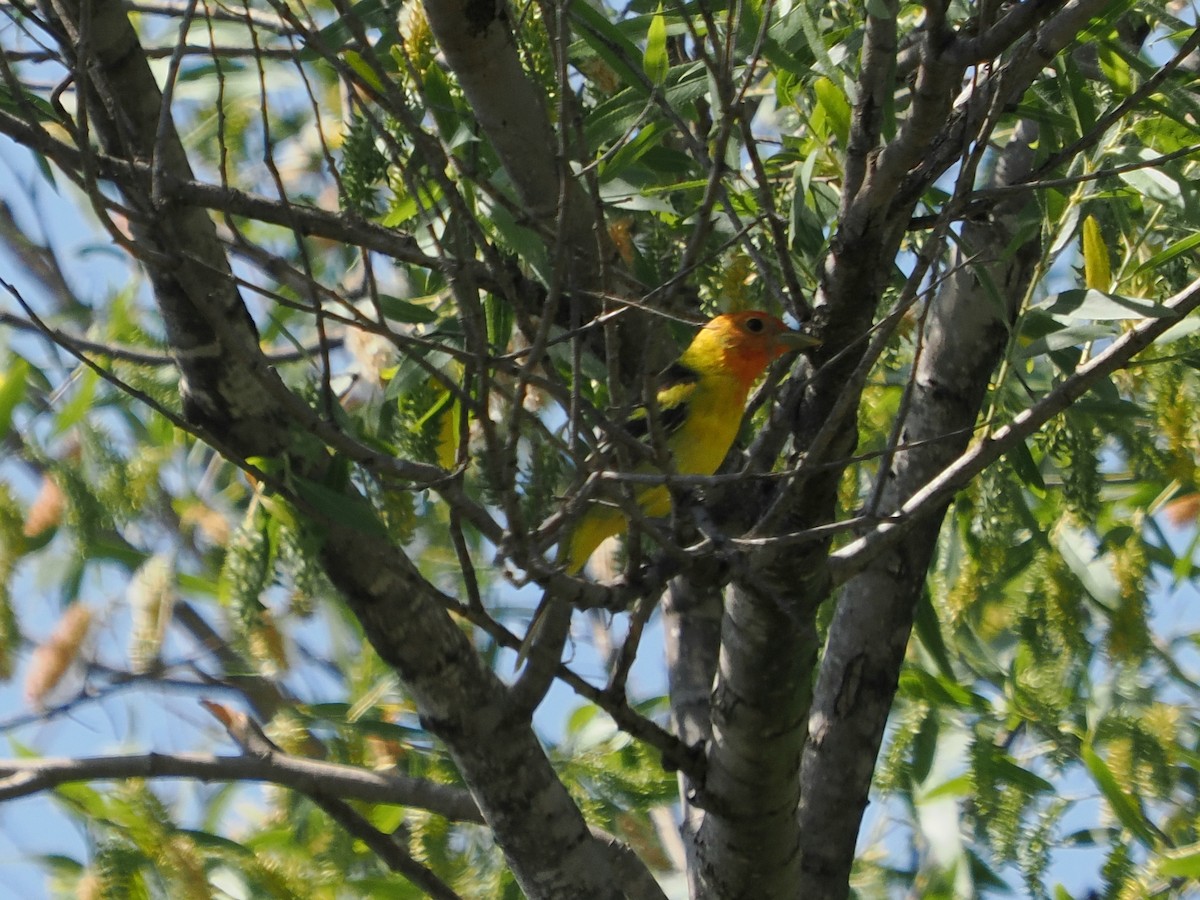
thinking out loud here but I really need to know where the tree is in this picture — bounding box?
[0,0,1197,894]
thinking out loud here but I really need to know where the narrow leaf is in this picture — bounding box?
[0,356,29,439]
[1134,232,1200,277]
[1096,39,1131,92]
[991,755,1055,795]
[571,4,647,96]
[291,478,389,539]
[1008,438,1045,491]
[1080,742,1160,848]
[376,295,440,324]
[1041,289,1171,320]
[1156,841,1200,878]
[643,6,668,85]
[813,76,851,147]
[1081,215,1111,290]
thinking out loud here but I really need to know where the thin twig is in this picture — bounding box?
[828,273,1200,580]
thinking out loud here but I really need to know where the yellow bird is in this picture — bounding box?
[516,311,818,671]
[560,310,820,574]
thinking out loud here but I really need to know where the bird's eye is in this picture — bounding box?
[745,316,765,333]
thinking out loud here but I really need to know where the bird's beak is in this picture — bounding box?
[776,329,821,351]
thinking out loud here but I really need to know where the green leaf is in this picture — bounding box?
[53,367,100,435]
[377,295,441,324]
[0,356,29,439]
[1133,232,1200,277]
[485,295,514,352]
[598,119,671,179]
[900,668,985,710]
[990,755,1054,795]
[792,0,837,80]
[290,478,389,539]
[176,829,257,856]
[421,63,461,140]
[1020,324,1112,359]
[910,712,939,784]
[813,76,851,148]
[1071,395,1144,420]
[585,65,708,146]
[1133,115,1199,155]
[1155,841,1200,878]
[913,587,956,681]
[382,181,444,228]
[52,781,110,818]
[922,773,971,801]
[1008,439,1045,491]
[643,6,668,86]
[1040,289,1171,320]
[570,4,648,95]
[342,49,384,92]
[1118,163,1182,207]
[1096,36,1131,93]
[311,0,402,50]
[0,80,59,123]
[346,718,428,742]
[1081,215,1110,290]
[487,200,552,285]
[32,854,84,877]
[566,703,602,736]
[1080,742,1161,848]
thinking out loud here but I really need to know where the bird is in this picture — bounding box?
[516,310,819,670]
[560,310,820,573]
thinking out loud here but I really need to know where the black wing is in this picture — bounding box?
[621,359,699,442]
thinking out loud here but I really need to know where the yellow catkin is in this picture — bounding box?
[164,834,209,900]
[1162,492,1200,529]
[1142,703,1180,750]
[578,57,621,95]
[180,503,231,546]
[249,609,289,675]
[24,603,92,707]
[23,475,64,539]
[128,553,177,675]
[75,870,102,900]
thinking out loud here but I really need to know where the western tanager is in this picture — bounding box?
[559,310,819,574]
[516,311,818,671]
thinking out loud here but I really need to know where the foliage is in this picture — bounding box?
[0,0,1197,896]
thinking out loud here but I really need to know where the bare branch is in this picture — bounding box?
[945,0,1066,67]
[0,106,522,295]
[842,0,897,206]
[0,750,485,820]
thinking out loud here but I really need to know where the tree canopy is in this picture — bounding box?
[0,0,1198,896]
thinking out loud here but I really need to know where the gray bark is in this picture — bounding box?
[30,0,638,894]
[798,121,1041,897]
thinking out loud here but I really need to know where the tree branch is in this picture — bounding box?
[22,0,643,892]
[0,107,523,297]
[0,750,484,819]
[420,0,602,285]
[799,122,1040,896]
[829,272,1200,581]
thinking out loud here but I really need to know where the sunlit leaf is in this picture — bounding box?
[1081,216,1110,291]
[1080,742,1161,848]
[1155,841,1200,878]
[1040,289,1171,320]
[643,6,668,86]
[0,355,27,440]
[813,77,851,148]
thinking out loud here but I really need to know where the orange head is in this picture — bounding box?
[680,310,819,389]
